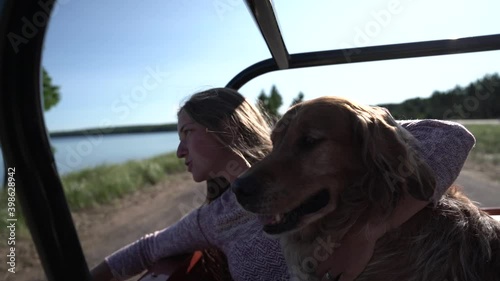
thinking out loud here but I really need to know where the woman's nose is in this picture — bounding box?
[176,141,187,158]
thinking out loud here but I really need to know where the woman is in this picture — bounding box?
[91,88,475,281]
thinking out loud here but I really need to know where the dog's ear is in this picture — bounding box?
[353,106,436,213]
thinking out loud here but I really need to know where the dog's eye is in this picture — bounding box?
[299,136,321,148]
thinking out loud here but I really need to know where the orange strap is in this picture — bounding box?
[186,251,203,273]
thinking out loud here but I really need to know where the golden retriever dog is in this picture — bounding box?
[232,96,500,281]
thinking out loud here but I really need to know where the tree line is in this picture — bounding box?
[256,85,304,124]
[45,72,500,137]
[256,73,500,122]
[378,73,500,120]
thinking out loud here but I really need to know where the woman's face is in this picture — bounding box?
[176,110,235,182]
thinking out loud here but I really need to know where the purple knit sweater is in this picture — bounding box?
[105,120,475,281]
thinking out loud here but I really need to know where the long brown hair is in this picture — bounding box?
[178,88,273,281]
[179,87,272,202]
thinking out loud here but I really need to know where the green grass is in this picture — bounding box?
[61,152,185,210]
[463,124,500,166]
[0,152,185,239]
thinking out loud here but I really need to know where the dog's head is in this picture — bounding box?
[232,96,436,236]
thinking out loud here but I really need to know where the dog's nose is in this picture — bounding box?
[231,175,260,200]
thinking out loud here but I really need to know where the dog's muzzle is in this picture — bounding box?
[231,175,262,209]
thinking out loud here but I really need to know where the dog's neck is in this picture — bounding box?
[288,219,330,243]
[286,209,363,243]
[279,209,367,281]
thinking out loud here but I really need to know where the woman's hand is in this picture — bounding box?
[90,261,118,281]
[316,221,385,281]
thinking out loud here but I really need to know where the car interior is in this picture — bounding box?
[0,0,499,280]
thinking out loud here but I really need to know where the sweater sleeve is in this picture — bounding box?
[104,208,210,280]
[399,120,476,202]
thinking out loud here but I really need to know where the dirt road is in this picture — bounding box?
[456,169,500,207]
[3,172,203,281]
[3,169,499,281]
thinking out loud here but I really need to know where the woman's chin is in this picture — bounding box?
[191,173,206,183]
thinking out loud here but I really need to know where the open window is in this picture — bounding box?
[0,0,499,280]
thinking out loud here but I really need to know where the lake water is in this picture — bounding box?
[0,132,180,184]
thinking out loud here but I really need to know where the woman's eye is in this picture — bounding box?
[179,129,191,140]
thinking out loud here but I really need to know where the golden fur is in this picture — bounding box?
[232,96,500,281]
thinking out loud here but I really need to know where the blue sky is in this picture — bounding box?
[42,0,500,132]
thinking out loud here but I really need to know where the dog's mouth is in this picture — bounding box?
[258,189,330,235]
